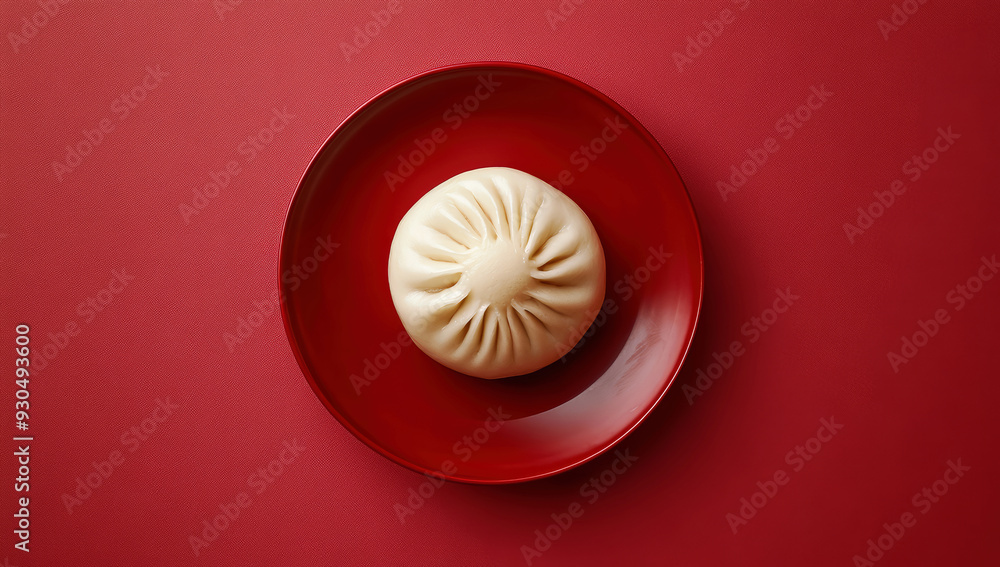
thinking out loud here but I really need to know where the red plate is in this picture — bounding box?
[279,62,703,483]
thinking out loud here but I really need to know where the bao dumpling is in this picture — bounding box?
[387,167,606,379]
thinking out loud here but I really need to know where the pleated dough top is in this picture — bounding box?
[388,167,606,379]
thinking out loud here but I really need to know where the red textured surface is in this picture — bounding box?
[2,1,999,566]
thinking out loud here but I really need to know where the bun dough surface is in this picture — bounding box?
[388,167,606,379]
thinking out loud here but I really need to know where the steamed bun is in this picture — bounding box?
[387,167,606,379]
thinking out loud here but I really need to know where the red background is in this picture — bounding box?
[2,1,998,566]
